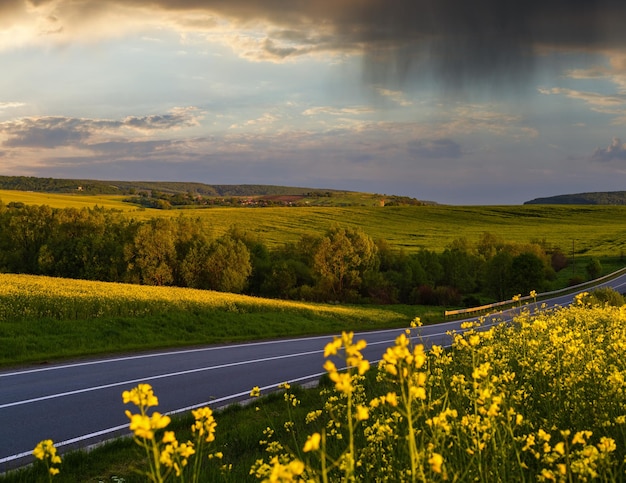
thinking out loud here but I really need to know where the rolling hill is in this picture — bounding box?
[525,191,626,205]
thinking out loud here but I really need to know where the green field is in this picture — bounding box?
[0,273,429,367]
[2,189,626,257]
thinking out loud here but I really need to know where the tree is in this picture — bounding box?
[586,258,602,280]
[312,226,378,301]
[476,232,505,260]
[415,249,443,287]
[510,252,545,296]
[483,251,514,301]
[204,236,252,293]
[126,219,177,286]
[226,225,271,295]
[6,204,54,273]
[549,248,569,272]
[439,247,480,294]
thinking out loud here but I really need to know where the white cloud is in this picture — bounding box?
[591,137,626,162]
[539,87,626,108]
[0,101,25,110]
[0,108,204,149]
[302,106,374,116]
[375,88,413,107]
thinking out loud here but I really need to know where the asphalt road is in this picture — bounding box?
[2,271,626,471]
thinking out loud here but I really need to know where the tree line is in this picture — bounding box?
[0,201,594,306]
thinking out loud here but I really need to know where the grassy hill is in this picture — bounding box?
[1,189,626,259]
[0,175,426,209]
[525,191,626,205]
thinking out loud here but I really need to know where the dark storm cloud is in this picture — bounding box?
[143,0,626,88]
[11,0,626,90]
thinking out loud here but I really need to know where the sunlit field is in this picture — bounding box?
[0,190,134,212]
[2,189,626,256]
[0,273,424,367]
[9,297,626,482]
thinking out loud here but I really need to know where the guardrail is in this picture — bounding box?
[444,265,626,319]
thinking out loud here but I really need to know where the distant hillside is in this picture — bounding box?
[0,175,427,208]
[0,175,322,196]
[524,191,626,205]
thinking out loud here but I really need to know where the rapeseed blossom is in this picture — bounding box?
[33,300,626,482]
[33,439,62,479]
[192,406,217,443]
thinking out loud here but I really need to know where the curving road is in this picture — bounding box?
[2,271,626,471]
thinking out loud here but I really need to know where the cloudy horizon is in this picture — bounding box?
[2,0,626,204]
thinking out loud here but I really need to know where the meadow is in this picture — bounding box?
[6,297,626,482]
[2,189,626,256]
[0,273,429,367]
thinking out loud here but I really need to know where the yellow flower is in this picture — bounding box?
[572,430,591,445]
[122,383,159,408]
[192,406,217,442]
[324,337,342,357]
[33,439,54,461]
[598,437,616,453]
[33,439,62,477]
[538,429,551,442]
[162,431,176,444]
[429,453,444,473]
[264,456,305,482]
[355,405,369,421]
[303,433,321,452]
[409,385,426,400]
[125,411,171,439]
[250,386,261,398]
[385,392,398,407]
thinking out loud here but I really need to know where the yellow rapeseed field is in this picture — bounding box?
[0,273,405,323]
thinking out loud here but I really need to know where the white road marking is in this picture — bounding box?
[0,349,323,409]
[0,328,458,409]
[0,326,429,378]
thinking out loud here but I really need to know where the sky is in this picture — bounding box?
[1,1,626,204]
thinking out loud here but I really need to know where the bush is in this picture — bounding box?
[581,287,625,307]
